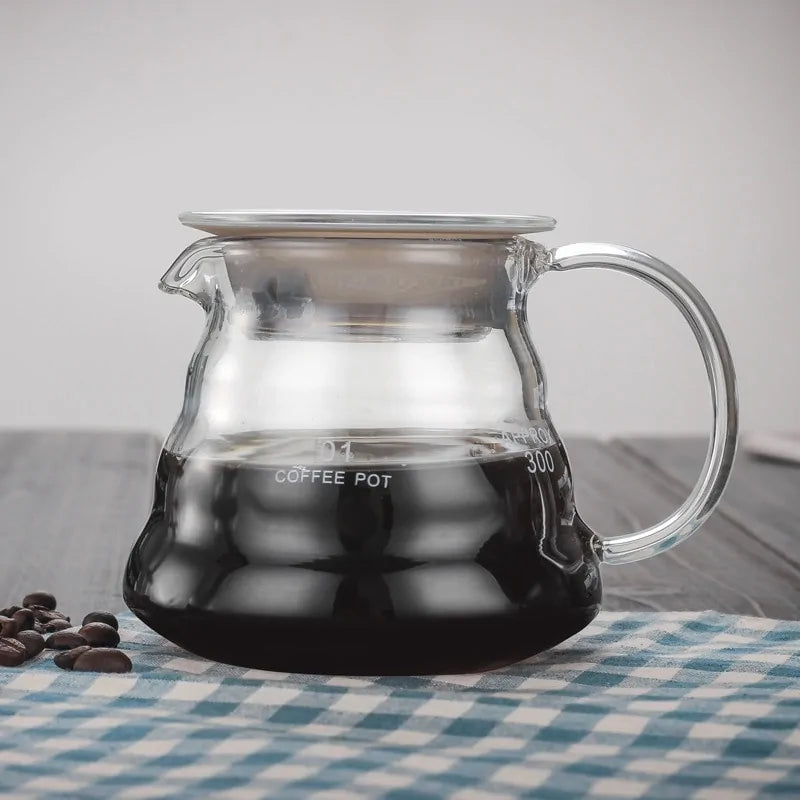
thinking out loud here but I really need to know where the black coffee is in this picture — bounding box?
[124,442,601,674]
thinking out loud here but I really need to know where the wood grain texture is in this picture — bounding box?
[0,431,160,616]
[0,431,796,619]
[617,437,800,577]
[565,436,800,619]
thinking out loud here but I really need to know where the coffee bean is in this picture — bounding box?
[12,608,35,631]
[0,636,27,667]
[16,629,45,659]
[45,631,87,650]
[0,605,21,617]
[79,622,119,647]
[54,646,91,671]
[40,619,71,634]
[31,608,70,624]
[22,592,57,611]
[0,616,19,637]
[73,648,132,673]
[81,611,119,631]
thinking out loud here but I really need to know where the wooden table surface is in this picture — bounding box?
[1,431,797,619]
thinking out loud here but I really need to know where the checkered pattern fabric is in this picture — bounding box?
[0,612,797,799]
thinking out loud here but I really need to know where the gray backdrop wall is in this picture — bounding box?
[1,0,797,435]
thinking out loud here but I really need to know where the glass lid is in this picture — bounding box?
[179,210,556,239]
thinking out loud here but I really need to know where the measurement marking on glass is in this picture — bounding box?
[319,440,354,462]
[525,449,555,475]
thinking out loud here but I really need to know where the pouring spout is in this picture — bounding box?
[160,239,224,310]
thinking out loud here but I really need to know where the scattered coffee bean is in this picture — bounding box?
[16,629,45,659]
[0,616,19,637]
[79,622,119,647]
[0,637,27,667]
[45,631,87,650]
[12,608,35,631]
[81,611,119,631]
[40,619,71,634]
[31,608,70,624]
[0,592,133,673]
[22,592,57,611]
[73,648,132,673]
[54,646,91,671]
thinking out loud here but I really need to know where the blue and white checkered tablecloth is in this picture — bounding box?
[0,611,798,799]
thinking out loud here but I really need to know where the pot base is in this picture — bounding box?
[125,597,600,675]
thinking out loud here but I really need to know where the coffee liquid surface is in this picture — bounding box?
[125,432,601,674]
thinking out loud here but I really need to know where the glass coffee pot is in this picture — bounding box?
[124,211,737,675]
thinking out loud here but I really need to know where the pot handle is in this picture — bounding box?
[548,243,738,565]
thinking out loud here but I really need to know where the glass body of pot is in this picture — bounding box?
[124,234,736,674]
